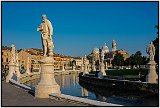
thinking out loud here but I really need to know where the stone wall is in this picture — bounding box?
[79,75,158,94]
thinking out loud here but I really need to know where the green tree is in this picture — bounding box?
[134,51,143,68]
[153,25,158,64]
[111,53,124,68]
[142,56,149,65]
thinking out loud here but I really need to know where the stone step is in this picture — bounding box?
[49,93,122,106]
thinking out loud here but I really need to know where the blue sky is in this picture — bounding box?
[2,2,158,57]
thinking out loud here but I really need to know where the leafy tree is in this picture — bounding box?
[111,53,124,68]
[134,51,143,68]
[124,51,146,68]
[153,25,158,64]
[142,56,149,65]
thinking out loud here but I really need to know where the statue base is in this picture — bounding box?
[146,61,158,83]
[6,62,16,83]
[15,64,21,78]
[35,56,61,98]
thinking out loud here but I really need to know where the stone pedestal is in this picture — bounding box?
[6,62,16,83]
[35,57,61,98]
[15,63,21,78]
[146,61,158,83]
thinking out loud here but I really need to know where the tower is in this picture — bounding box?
[112,40,117,52]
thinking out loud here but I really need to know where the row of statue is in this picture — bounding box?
[6,14,157,84]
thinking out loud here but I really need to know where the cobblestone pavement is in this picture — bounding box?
[2,81,90,106]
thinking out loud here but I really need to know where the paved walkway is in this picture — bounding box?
[2,81,90,106]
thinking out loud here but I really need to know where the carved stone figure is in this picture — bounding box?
[37,14,54,56]
[35,15,61,98]
[146,41,158,83]
[146,42,155,61]
[99,50,106,76]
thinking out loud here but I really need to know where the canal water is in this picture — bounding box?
[25,73,158,106]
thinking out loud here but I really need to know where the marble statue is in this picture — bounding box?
[37,14,54,56]
[99,50,106,76]
[35,15,61,98]
[146,42,155,61]
[146,42,158,83]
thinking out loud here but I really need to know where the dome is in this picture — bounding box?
[102,43,109,53]
[93,47,99,54]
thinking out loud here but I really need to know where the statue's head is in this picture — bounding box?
[150,41,153,44]
[42,14,47,21]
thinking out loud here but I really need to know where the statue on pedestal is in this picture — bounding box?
[37,14,54,56]
[35,15,60,98]
[99,50,106,77]
[6,44,16,82]
[146,42,155,62]
[146,41,158,83]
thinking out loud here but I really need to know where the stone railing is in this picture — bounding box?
[19,72,40,84]
[49,93,122,106]
[19,70,80,84]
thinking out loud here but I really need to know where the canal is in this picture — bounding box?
[24,73,158,106]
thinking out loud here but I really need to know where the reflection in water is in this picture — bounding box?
[81,87,88,97]
[95,93,107,102]
[25,73,158,106]
[61,75,65,88]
